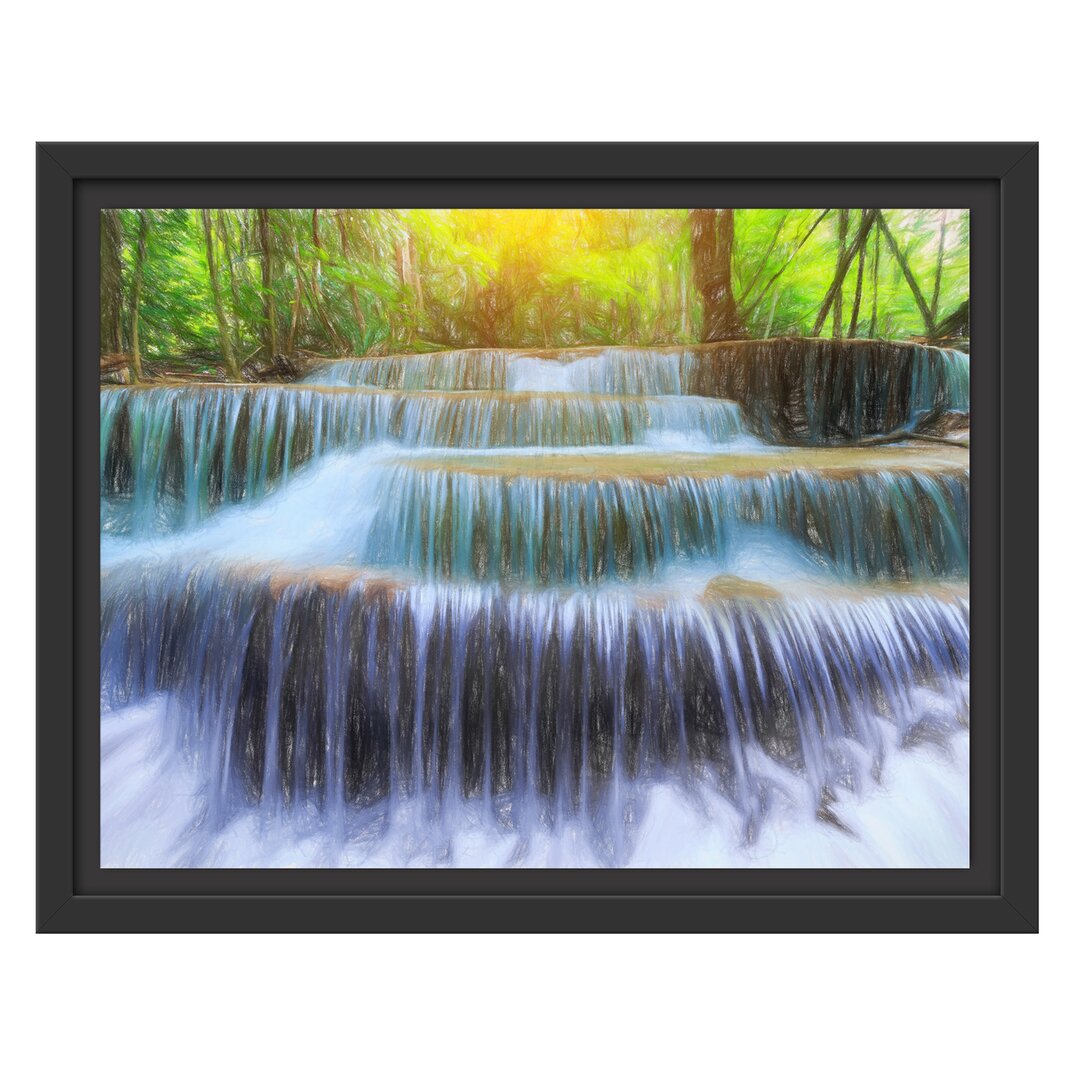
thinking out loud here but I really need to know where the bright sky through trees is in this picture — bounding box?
[100,208,969,380]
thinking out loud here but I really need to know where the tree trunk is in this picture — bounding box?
[571,283,584,343]
[764,288,781,338]
[336,210,367,353]
[291,222,347,357]
[298,262,348,356]
[310,209,326,314]
[690,208,743,341]
[100,209,124,355]
[848,210,867,337]
[877,214,935,334]
[625,279,640,342]
[257,209,279,361]
[201,209,240,379]
[396,229,424,345]
[740,208,830,319]
[869,219,880,337]
[284,273,302,355]
[737,211,788,308]
[810,211,880,337]
[129,211,149,382]
[308,210,342,354]
[832,209,849,338]
[216,210,243,356]
[476,280,502,348]
[680,268,691,338]
[658,271,671,343]
[930,209,948,325]
[933,299,969,341]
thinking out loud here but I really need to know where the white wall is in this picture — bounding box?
[2,4,1067,1076]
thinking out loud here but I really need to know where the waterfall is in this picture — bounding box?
[506,350,690,395]
[303,340,970,442]
[300,348,692,394]
[304,351,512,391]
[101,561,969,848]
[101,337,971,867]
[937,348,971,413]
[359,455,969,583]
[101,385,749,532]
[684,339,970,442]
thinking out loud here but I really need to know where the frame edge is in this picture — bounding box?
[36,142,1038,932]
[999,142,1038,932]
[37,144,76,932]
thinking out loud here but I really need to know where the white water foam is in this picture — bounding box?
[101,688,968,869]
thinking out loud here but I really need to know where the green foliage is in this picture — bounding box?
[734,208,969,339]
[101,207,970,374]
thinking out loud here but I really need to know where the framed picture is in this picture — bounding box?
[37,142,1037,932]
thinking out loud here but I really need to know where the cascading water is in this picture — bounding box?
[101,563,968,860]
[301,349,694,395]
[303,340,970,441]
[100,340,971,868]
[358,450,969,583]
[101,384,750,531]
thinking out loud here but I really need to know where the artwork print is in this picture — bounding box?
[99,208,970,868]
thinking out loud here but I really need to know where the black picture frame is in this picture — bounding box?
[37,142,1038,933]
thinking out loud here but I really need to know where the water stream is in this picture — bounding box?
[100,340,971,867]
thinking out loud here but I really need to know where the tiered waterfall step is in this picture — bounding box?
[302,339,969,441]
[101,559,969,821]
[361,445,969,583]
[98,337,972,850]
[100,384,749,529]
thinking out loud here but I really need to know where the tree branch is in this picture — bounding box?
[741,208,830,317]
[810,210,880,337]
[930,209,948,324]
[736,211,789,305]
[877,213,935,333]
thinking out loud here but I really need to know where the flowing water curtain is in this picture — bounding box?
[101,564,970,855]
[100,346,967,519]
[100,383,752,532]
[302,348,693,395]
[359,461,970,584]
[301,341,968,436]
[97,223,972,864]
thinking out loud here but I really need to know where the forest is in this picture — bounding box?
[99,207,969,382]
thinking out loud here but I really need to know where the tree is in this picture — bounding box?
[201,209,240,380]
[737,211,789,311]
[257,209,279,361]
[94,206,971,373]
[929,209,949,325]
[335,210,367,352]
[869,219,881,338]
[129,211,149,382]
[100,209,124,356]
[877,213,935,335]
[738,209,830,320]
[216,210,244,357]
[306,210,349,356]
[848,210,867,337]
[831,209,849,338]
[810,211,880,337]
[933,299,969,340]
[395,222,424,346]
[690,208,743,341]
